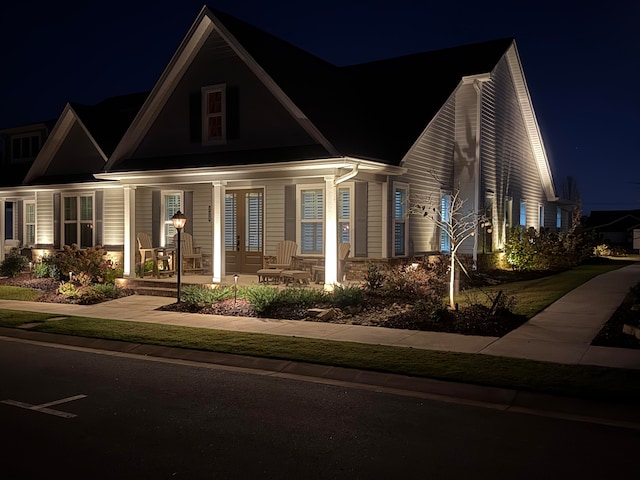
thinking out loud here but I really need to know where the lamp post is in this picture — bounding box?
[171,210,187,303]
[233,274,239,310]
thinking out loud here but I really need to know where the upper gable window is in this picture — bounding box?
[11,133,41,161]
[202,84,226,145]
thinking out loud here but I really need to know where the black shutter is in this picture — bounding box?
[226,86,239,140]
[152,190,161,246]
[184,191,193,235]
[53,193,61,248]
[95,190,103,246]
[354,182,368,257]
[16,201,24,244]
[284,184,296,242]
[189,92,202,144]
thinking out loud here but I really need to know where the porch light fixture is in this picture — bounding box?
[171,210,187,303]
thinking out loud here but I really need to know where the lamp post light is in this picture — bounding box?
[171,210,187,303]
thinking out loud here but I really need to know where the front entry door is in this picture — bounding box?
[225,189,264,274]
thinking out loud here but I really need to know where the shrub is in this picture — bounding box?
[135,260,154,278]
[0,253,29,278]
[328,284,364,308]
[381,261,446,306]
[58,281,81,299]
[51,244,118,284]
[180,285,233,306]
[593,244,612,257]
[363,262,385,291]
[244,284,280,314]
[33,261,51,278]
[77,283,124,304]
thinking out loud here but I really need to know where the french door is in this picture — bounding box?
[225,189,263,274]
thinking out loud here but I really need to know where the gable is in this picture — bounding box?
[43,120,105,177]
[132,28,318,162]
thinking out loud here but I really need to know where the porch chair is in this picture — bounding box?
[3,239,21,256]
[136,232,173,278]
[312,242,350,284]
[257,240,298,283]
[173,232,203,274]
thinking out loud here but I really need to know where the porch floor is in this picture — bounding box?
[129,274,329,289]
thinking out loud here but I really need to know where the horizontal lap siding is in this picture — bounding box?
[191,184,213,259]
[482,53,548,246]
[135,188,152,239]
[103,189,124,245]
[367,182,382,257]
[403,94,456,254]
[36,191,53,246]
[265,184,284,256]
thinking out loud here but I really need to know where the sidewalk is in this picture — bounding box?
[1,264,640,369]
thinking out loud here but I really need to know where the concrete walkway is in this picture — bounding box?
[1,264,640,369]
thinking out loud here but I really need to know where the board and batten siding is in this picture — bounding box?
[402,93,456,254]
[103,188,124,246]
[480,50,548,247]
[36,191,54,246]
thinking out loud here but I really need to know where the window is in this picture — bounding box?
[338,186,352,244]
[202,84,226,144]
[63,195,93,248]
[11,134,41,161]
[556,207,562,229]
[24,201,36,247]
[300,188,323,254]
[440,193,452,253]
[393,185,408,256]
[519,200,527,227]
[162,192,182,247]
[539,204,544,228]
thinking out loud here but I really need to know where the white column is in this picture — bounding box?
[211,181,226,284]
[123,186,136,278]
[324,175,338,290]
[0,199,5,262]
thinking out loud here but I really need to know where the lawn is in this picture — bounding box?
[0,285,41,302]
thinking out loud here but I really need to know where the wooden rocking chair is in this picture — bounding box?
[173,232,203,274]
[136,232,173,278]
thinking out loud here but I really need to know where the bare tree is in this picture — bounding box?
[410,188,487,310]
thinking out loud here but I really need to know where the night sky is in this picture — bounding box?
[1,0,638,215]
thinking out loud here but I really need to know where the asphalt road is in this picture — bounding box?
[1,338,638,479]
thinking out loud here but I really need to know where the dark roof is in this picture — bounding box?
[70,92,148,156]
[587,210,640,232]
[211,6,512,163]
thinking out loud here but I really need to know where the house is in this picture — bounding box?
[0,5,568,287]
[586,210,640,250]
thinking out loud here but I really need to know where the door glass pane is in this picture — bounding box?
[245,192,262,252]
[225,193,237,251]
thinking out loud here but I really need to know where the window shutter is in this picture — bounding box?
[53,193,61,249]
[284,185,296,241]
[226,86,239,140]
[16,201,24,244]
[152,190,161,246]
[95,190,103,246]
[184,191,193,235]
[354,182,367,257]
[189,92,202,144]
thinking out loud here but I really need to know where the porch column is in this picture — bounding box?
[211,181,226,284]
[324,175,338,291]
[123,186,136,278]
[0,198,5,262]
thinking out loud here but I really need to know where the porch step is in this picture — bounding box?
[116,278,212,298]
[131,286,178,298]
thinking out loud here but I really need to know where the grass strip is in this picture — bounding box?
[0,286,42,302]
[0,309,59,327]
[1,313,636,403]
[458,262,633,317]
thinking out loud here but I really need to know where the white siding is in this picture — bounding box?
[191,184,213,259]
[36,191,53,246]
[402,93,456,254]
[481,53,549,247]
[103,188,124,245]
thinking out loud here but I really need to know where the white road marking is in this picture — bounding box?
[1,394,87,418]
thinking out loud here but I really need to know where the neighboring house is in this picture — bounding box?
[0,5,568,286]
[586,210,640,250]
